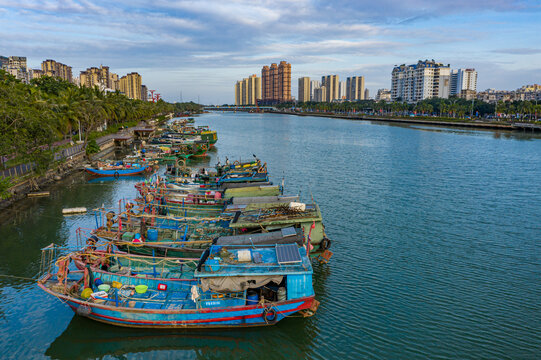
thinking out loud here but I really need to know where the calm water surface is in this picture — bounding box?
[0,112,540,359]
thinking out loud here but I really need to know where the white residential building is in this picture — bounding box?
[391,60,451,102]
[310,80,321,101]
[450,69,477,96]
[339,81,346,100]
[375,89,392,101]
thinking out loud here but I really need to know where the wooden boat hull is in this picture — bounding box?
[85,166,149,177]
[38,282,314,329]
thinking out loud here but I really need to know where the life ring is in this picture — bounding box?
[233,160,240,165]
[263,307,278,324]
[201,144,208,151]
[113,171,119,178]
[146,193,154,203]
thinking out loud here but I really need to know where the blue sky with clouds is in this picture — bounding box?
[1,0,540,103]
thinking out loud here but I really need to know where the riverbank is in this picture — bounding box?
[0,114,171,210]
[271,110,517,130]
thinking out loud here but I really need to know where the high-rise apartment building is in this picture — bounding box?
[298,77,310,102]
[346,76,365,101]
[450,68,477,96]
[80,65,112,89]
[119,72,142,100]
[234,74,261,105]
[364,88,369,100]
[41,59,72,82]
[339,81,347,100]
[235,81,241,106]
[321,75,339,102]
[141,85,148,101]
[310,80,320,101]
[314,86,327,102]
[261,61,291,103]
[110,73,119,91]
[391,60,450,102]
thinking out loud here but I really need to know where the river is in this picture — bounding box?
[0,111,540,359]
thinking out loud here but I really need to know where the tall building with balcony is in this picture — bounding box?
[346,76,365,101]
[298,77,310,102]
[321,75,339,102]
[80,65,112,89]
[3,56,29,83]
[234,74,261,105]
[391,60,450,102]
[450,68,477,96]
[119,72,142,100]
[261,61,291,103]
[41,59,72,82]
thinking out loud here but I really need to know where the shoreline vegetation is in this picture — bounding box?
[0,69,202,200]
[272,99,541,128]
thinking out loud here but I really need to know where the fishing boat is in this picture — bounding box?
[38,244,319,328]
[85,161,152,177]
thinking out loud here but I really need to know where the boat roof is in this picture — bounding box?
[194,244,312,278]
[228,202,322,228]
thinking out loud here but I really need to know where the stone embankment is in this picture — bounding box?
[0,128,136,210]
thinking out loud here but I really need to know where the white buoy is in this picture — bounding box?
[62,207,87,215]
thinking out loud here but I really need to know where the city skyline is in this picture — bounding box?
[0,0,540,103]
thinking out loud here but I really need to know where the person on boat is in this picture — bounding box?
[132,233,144,243]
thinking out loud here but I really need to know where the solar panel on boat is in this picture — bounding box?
[281,227,296,238]
[276,243,302,265]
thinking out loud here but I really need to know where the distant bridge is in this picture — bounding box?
[204,106,277,112]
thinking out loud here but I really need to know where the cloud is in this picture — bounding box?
[491,48,541,55]
[0,0,540,103]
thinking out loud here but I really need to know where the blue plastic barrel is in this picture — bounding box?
[147,229,158,241]
[246,291,259,305]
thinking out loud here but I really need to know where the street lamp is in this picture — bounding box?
[78,119,82,142]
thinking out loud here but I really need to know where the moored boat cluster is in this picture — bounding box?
[39,117,333,329]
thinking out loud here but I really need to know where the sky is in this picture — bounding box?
[0,0,540,104]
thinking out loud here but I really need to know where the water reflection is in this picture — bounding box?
[366,121,541,140]
[46,314,317,360]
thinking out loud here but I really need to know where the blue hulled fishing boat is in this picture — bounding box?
[38,244,318,328]
[85,161,151,177]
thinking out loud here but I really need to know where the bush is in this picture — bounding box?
[86,139,100,155]
[0,176,12,199]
